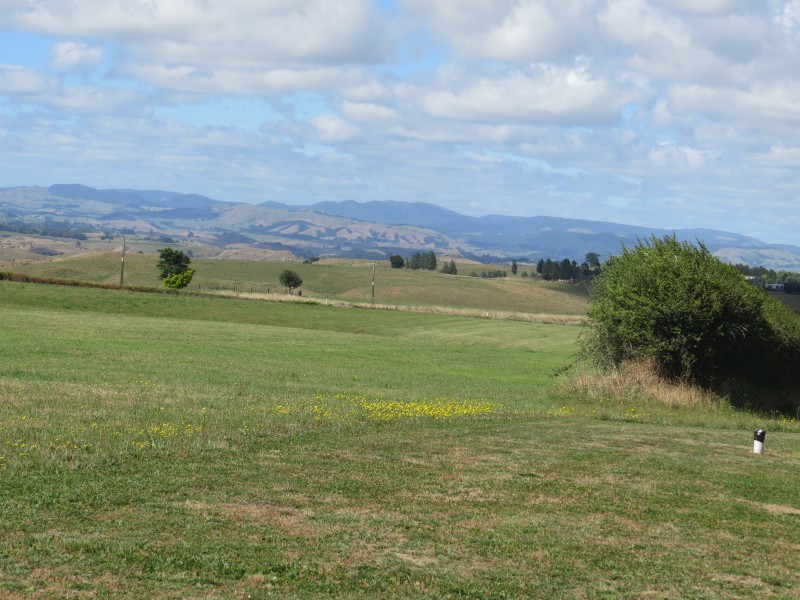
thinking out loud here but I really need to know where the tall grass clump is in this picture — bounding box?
[581,235,800,413]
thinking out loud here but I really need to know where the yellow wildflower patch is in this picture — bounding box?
[265,394,500,423]
[0,417,205,467]
[546,406,575,417]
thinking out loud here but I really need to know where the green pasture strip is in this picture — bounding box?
[0,281,577,469]
[1,418,798,598]
[0,279,578,345]
[10,253,590,315]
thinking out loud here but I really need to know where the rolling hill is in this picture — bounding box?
[1,184,798,269]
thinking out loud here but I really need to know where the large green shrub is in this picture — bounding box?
[156,247,192,280]
[157,248,194,289]
[583,235,800,405]
[162,268,194,289]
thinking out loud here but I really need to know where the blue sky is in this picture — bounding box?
[1,0,799,244]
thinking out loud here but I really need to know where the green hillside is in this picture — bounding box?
[8,251,590,315]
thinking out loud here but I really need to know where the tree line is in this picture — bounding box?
[732,264,800,294]
[390,251,438,271]
[536,252,602,281]
[1,219,90,240]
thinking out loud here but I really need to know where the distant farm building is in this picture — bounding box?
[765,283,785,291]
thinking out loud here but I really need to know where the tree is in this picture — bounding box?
[389,255,405,269]
[585,252,601,270]
[408,251,437,271]
[583,235,800,399]
[279,269,303,292]
[157,248,193,288]
[559,258,573,280]
[541,259,558,281]
[162,269,194,289]
[511,260,518,275]
[441,260,457,275]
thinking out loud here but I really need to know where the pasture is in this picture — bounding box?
[1,281,799,598]
[6,251,590,316]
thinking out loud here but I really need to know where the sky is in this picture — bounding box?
[1,0,799,244]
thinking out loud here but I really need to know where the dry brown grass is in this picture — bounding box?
[559,359,720,408]
[221,289,586,325]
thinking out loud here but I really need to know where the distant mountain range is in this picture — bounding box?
[1,184,799,270]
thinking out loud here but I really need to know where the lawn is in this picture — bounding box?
[1,281,798,598]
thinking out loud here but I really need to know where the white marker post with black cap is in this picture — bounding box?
[753,429,766,454]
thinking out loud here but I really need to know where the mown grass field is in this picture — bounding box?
[7,251,590,316]
[1,281,799,598]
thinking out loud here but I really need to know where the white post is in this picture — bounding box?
[753,429,766,454]
[370,262,376,304]
[119,235,126,287]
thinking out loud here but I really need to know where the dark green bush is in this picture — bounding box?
[279,269,303,291]
[156,247,192,280]
[583,235,800,409]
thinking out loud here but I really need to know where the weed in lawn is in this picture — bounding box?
[0,411,206,468]
[263,394,500,424]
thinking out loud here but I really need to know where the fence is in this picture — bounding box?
[189,282,278,294]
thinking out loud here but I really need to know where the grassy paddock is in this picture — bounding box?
[0,281,577,471]
[1,282,799,598]
[9,252,590,315]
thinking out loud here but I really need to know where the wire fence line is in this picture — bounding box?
[189,282,278,294]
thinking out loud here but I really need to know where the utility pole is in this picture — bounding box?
[119,235,126,287]
[370,262,376,305]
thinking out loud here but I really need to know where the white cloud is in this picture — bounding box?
[0,65,48,93]
[408,63,645,124]
[8,0,386,66]
[49,86,141,112]
[668,81,800,134]
[648,143,716,171]
[402,0,598,62]
[312,114,361,143]
[693,15,769,63]
[600,0,692,48]
[750,144,800,169]
[775,0,800,30]
[50,41,104,73]
[660,0,740,15]
[130,63,364,96]
[341,101,399,124]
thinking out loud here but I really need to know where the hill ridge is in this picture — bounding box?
[0,184,797,270]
